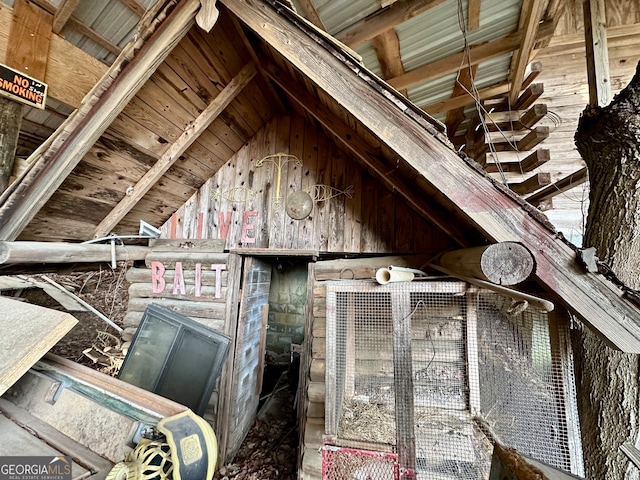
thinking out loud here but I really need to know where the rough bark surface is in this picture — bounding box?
[575,60,640,480]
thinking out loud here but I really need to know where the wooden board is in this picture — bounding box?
[0,297,77,396]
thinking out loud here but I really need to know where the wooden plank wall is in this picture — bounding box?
[225,256,272,461]
[160,113,450,254]
[124,244,238,433]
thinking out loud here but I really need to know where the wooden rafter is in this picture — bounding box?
[93,62,258,238]
[0,0,201,241]
[468,0,481,31]
[120,0,147,17]
[295,0,326,31]
[508,0,546,104]
[388,31,522,91]
[371,29,407,96]
[335,0,447,47]
[445,65,478,138]
[52,0,80,34]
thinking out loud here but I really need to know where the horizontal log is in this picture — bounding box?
[0,241,149,264]
[435,241,535,285]
[150,239,225,252]
[126,266,228,283]
[127,297,227,317]
[310,359,325,382]
[308,382,326,403]
[128,283,227,302]
[123,310,226,331]
[144,251,229,268]
[314,254,434,280]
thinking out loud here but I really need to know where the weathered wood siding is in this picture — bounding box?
[160,114,449,253]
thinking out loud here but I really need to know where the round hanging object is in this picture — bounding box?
[286,190,313,219]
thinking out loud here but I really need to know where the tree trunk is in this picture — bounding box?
[575,60,640,479]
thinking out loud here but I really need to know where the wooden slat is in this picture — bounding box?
[93,61,257,238]
[423,82,510,115]
[225,0,640,352]
[6,0,52,79]
[0,297,77,396]
[513,83,544,110]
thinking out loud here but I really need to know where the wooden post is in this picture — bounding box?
[391,290,416,480]
[434,241,535,286]
[584,0,611,107]
[0,0,52,192]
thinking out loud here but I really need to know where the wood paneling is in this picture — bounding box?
[162,114,451,254]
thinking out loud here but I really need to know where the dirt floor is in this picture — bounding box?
[11,264,299,479]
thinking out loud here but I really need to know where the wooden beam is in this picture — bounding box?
[485,103,547,131]
[335,0,447,47]
[508,0,546,104]
[388,31,522,91]
[0,99,22,193]
[468,0,481,31]
[445,65,477,138]
[120,0,147,17]
[508,172,551,195]
[223,0,640,352]
[295,0,326,31]
[584,0,611,107]
[0,240,149,264]
[52,0,80,34]
[484,148,550,173]
[423,82,510,115]
[526,167,588,207]
[371,29,407,96]
[94,62,257,238]
[513,82,544,110]
[0,0,201,241]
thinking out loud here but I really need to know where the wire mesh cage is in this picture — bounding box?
[324,280,583,480]
[322,445,399,480]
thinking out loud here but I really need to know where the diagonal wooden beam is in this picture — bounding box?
[94,61,257,238]
[371,29,407,96]
[52,0,80,34]
[508,0,545,104]
[445,65,477,138]
[0,0,201,241]
[295,0,326,31]
[335,0,447,47]
[388,31,522,91]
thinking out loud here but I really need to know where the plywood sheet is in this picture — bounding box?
[0,297,77,396]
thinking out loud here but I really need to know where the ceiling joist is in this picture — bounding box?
[52,0,80,34]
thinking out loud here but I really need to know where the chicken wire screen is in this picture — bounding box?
[324,280,583,480]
